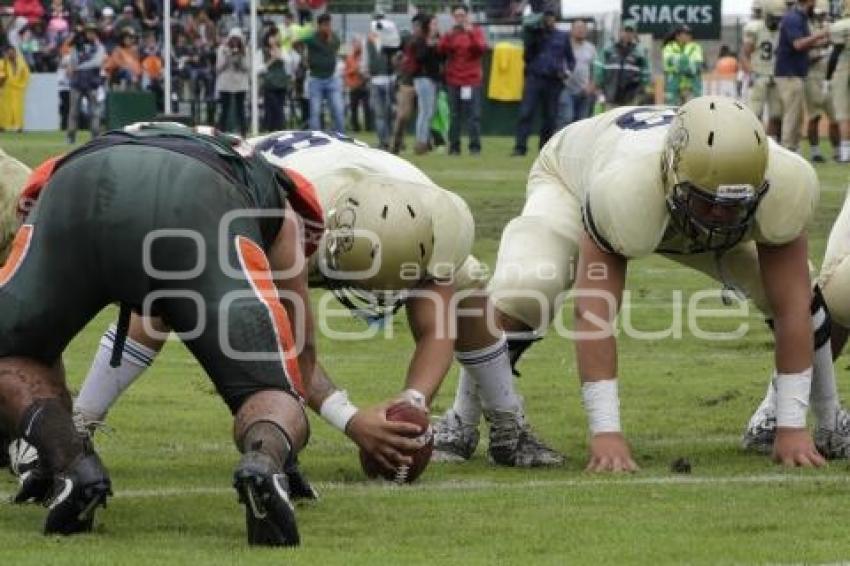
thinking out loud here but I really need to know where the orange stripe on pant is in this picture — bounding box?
[235,235,306,398]
[0,224,33,286]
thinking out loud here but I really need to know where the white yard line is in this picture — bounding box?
[3,473,848,501]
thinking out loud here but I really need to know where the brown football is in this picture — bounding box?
[359,401,434,484]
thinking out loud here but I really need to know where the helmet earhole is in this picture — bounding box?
[407,205,416,218]
[381,205,388,219]
[707,132,714,146]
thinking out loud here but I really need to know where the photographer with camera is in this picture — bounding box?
[362,12,399,149]
[66,21,106,144]
[511,7,574,156]
[215,27,250,135]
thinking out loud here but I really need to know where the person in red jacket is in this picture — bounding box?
[438,4,487,155]
[13,0,44,25]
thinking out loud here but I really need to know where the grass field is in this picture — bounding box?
[3,130,850,565]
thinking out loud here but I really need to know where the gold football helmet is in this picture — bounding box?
[661,96,770,251]
[321,175,435,317]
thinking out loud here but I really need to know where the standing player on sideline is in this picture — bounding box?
[741,0,785,140]
[435,96,838,470]
[8,130,562,477]
[826,0,850,162]
[0,124,423,542]
[803,0,840,163]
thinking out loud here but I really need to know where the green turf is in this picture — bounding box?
[3,130,850,564]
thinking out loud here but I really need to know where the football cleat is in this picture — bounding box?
[815,407,850,459]
[284,459,319,502]
[485,410,565,468]
[432,409,480,462]
[741,406,777,454]
[233,451,300,547]
[44,451,112,536]
[14,467,53,505]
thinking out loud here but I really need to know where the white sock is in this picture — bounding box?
[812,341,840,430]
[451,368,482,426]
[456,335,521,417]
[74,325,157,422]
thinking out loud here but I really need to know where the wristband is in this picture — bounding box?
[398,388,428,410]
[319,390,359,432]
[773,368,812,428]
[581,379,621,434]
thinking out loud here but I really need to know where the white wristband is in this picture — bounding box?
[773,368,812,428]
[581,379,621,434]
[319,390,359,432]
[398,388,428,410]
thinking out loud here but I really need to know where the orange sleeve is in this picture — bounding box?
[18,155,62,220]
[282,167,325,258]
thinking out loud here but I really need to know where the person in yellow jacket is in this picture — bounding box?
[662,25,703,105]
[0,46,30,132]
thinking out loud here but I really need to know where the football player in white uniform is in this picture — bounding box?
[827,0,850,161]
[803,0,840,163]
[435,96,837,470]
[5,130,562,496]
[741,0,784,139]
[743,174,850,457]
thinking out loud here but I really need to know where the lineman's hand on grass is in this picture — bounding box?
[586,432,639,473]
[346,403,423,472]
[773,427,826,468]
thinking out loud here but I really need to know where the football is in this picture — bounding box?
[359,401,433,484]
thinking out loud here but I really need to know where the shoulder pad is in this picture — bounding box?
[753,142,819,245]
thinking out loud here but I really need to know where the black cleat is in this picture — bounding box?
[284,459,319,502]
[44,451,112,536]
[234,451,300,547]
[14,467,53,505]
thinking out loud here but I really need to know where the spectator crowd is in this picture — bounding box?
[0,0,775,160]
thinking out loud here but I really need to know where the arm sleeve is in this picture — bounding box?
[564,34,575,71]
[470,27,487,55]
[437,33,450,55]
[593,49,605,84]
[785,16,808,49]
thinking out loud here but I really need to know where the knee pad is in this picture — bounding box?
[233,390,309,455]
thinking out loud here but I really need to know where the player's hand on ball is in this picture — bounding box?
[586,432,639,473]
[773,428,826,468]
[346,403,423,472]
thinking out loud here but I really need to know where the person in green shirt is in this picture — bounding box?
[298,13,345,132]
